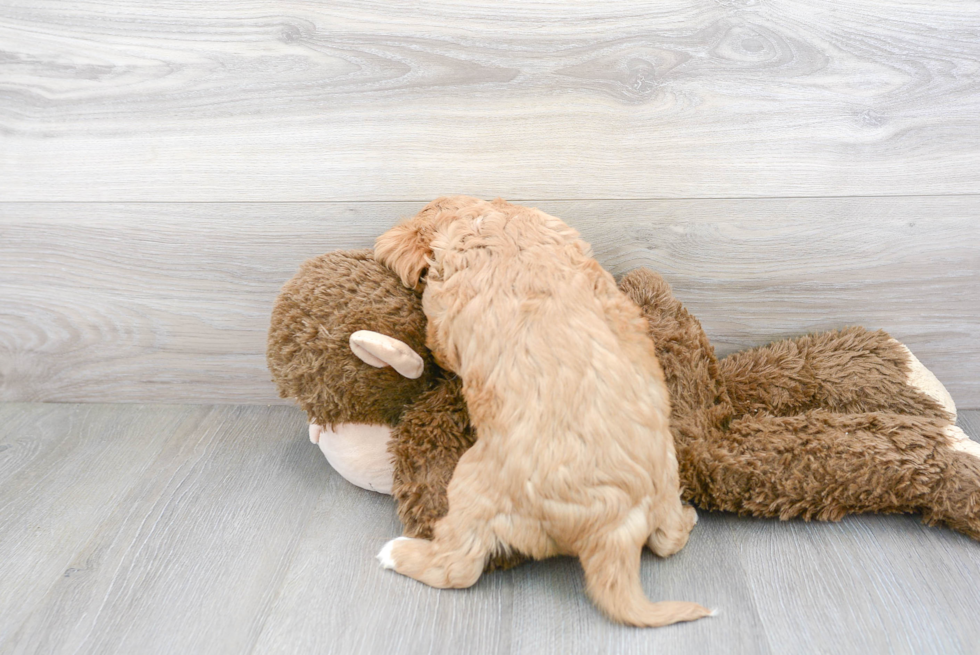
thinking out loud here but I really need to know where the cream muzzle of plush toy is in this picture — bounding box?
[308,330,424,494]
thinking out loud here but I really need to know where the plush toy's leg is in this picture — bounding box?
[680,410,980,541]
[717,327,954,420]
[929,425,980,538]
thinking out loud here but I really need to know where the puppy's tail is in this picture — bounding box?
[579,541,712,627]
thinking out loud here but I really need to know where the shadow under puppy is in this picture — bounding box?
[373,196,711,627]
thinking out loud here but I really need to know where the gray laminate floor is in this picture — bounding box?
[1,403,978,655]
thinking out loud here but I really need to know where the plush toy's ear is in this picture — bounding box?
[374,218,432,289]
[349,330,425,379]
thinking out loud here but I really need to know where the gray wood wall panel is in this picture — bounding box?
[2,1,980,200]
[2,198,977,407]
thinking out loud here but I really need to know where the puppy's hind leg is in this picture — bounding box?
[377,452,500,589]
[646,456,699,558]
[377,531,489,589]
[647,501,698,558]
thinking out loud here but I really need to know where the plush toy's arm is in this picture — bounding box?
[717,328,955,421]
[618,268,730,416]
[679,410,980,541]
[389,376,475,540]
[619,268,954,423]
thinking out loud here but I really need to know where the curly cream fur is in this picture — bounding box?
[374,196,710,627]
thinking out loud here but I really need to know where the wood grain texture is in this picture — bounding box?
[250,460,515,655]
[509,513,771,655]
[2,1,980,200]
[2,198,977,407]
[730,513,980,654]
[0,404,204,648]
[1,404,324,655]
[1,403,978,654]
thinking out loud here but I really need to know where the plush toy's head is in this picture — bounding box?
[267,249,439,428]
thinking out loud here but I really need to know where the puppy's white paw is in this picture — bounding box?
[946,425,980,461]
[891,340,956,418]
[377,537,410,570]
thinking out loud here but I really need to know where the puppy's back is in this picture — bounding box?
[433,205,673,512]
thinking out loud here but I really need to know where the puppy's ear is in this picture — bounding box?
[374,218,432,289]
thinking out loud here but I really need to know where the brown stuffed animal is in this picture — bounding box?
[267,243,980,552]
[267,249,478,538]
[619,268,980,537]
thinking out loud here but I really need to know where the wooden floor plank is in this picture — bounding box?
[958,412,979,441]
[2,1,979,200]
[0,405,977,654]
[731,514,980,655]
[1,405,323,655]
[2,197,977,407]
[0,404,207,649]
[509,513,771,655]
[250,456,514,655]
[0,403,68,484]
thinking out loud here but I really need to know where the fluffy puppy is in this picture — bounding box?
[374,196,710,627]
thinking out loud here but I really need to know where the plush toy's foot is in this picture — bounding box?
[946,425,980,460]
[891,340,957,420]
[922,429,980,541]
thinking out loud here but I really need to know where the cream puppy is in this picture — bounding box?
[374,196,710,627]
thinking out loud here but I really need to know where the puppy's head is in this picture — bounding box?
[375,195,490,288]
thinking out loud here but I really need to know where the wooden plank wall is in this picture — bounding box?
[1,1,978,406]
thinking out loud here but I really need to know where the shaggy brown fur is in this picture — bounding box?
[619,268,978,539]
[718,327,951,420]
[388,375,475,538]
[267,249,438,429]
[373,196,709,627]
[267,205,980,569]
